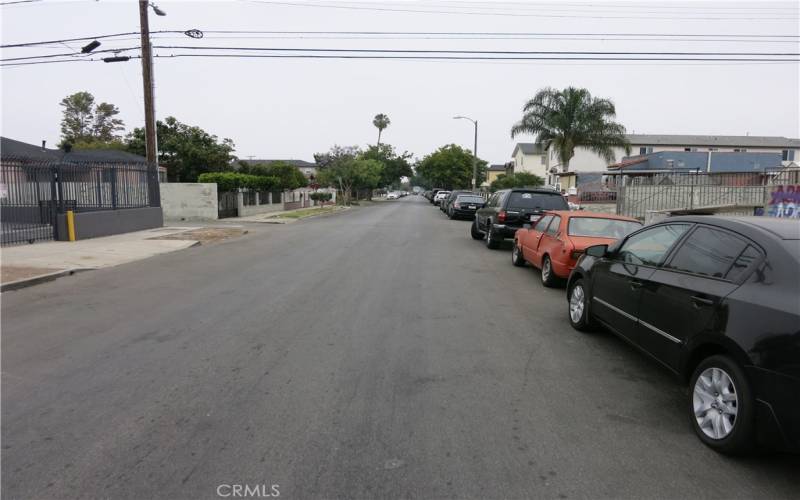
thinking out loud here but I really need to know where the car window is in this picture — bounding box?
[725,245,763,281]
[665,226,749,279]
[507,192,568,211]
[617,224,690,266]
[457,195,485,204]
[534,215,553,232]
[568,217,642,238]
[545,216,562,236]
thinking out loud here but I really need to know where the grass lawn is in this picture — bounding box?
[274,206,339,219]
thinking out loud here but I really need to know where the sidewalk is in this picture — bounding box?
[1,226,245,291]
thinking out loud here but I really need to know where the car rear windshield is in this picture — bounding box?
[507,192,568,211]
[568,217,642,238]
[456,195,484,204]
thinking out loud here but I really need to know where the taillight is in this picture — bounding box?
[498,210,507,223]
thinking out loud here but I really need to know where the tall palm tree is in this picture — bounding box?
[511,87,630,172]
[373,113,391,146]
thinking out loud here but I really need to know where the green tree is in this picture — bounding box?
[510,87,630,173]
[59,92,126,146]
[127,116,236,181]
[361,144,413,188]
[372,113,390,146]
[59,91,96,144]
[415,144,487,190]
[92,102,125,142]
[489,172,544,192]
[315,146,384,205]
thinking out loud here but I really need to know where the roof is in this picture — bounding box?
[512,143,545,156]
[608,151,784,173]
[1,136,147,163]
[1,136,59,160]
[625,134,800,148]
[488,164,507,171]
[239,159,316,168]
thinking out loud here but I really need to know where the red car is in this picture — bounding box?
[512,210,642,287]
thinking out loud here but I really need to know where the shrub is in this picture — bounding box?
[310,192,333,203]
[198,172,278,192]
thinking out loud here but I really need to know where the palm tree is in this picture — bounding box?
[511,87,630,173]
[373,113,391,146]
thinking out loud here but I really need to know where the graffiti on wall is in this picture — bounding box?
[762,185,800,218]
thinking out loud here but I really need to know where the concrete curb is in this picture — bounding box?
[1,268,95,293]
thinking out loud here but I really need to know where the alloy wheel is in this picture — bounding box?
[542,258,551,283]
[693,367,738,440]
[569,284,585,323]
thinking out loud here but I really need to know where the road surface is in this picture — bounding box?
[3,196,798,499]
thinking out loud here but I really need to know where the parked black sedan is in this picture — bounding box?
[447,193,486,219]
[565,216,800,454]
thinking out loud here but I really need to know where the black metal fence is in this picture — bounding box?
[1,156,158,245]
[616,168,796,219]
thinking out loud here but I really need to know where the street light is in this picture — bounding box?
[453,116,478,191]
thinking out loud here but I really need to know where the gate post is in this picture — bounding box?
[50,164,60,240]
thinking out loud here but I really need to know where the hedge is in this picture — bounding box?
[198,172,279,191]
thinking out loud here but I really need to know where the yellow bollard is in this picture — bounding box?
[66,210,76,242]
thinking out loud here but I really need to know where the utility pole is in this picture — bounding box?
[454,116,479,191]
[139,0,157,166]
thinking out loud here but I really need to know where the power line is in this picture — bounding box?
[245,0,800,21]
[0,0,43,5]
[0,47,140,62]
[151,53,799,62]
[150,45,800,58]
[197,30,800,39]
[0,30,181,48]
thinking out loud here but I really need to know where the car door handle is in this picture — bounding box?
[629,280,643,289]
[691,295,715,306]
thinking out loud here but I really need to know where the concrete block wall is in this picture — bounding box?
[160,183,218,221]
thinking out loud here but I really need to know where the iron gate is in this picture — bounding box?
[0,161,58,245]
[218,191,238,218]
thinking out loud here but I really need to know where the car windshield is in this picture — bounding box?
[568,217,642,238]
[456,195,484,203]
[507,192,568,211]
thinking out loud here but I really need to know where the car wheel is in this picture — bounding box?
[689,355,755,455]
[485,223,500,249]
[511,241,526,267]
[540,255,557,287]
[567,279,596,331]
[471,220,484,240]
[448,208,455,219]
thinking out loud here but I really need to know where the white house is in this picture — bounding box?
[524,134,800,188]
[510,143,546,175]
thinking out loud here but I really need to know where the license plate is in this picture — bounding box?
[469,205,477,209]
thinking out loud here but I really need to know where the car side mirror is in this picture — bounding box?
[585,244,608,258]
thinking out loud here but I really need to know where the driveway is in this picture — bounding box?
[2,196,798,499]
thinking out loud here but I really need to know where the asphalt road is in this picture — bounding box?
[2,196,798,500]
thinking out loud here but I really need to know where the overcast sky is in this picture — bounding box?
[2,0,799,164]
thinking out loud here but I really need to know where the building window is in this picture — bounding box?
[709,148,718,152]
[639,147,647,155]
[782,150,796,161]
[733,148,747,152]
[540,156,546,165]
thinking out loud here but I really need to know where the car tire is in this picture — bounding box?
[688,355,755,455]
[471,220,484,240]
[485,222,501,249]
[448,208,455,219]
[567,279,596,332]
[512,241,526,267]
[540,255,557,287]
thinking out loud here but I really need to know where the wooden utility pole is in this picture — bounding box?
[139,0,157,166]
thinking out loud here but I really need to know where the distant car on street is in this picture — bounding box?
[566,215,800,454]
[433,191,451,206]
[472,188,569,249]
[447,194,486,219]
[440,190,473,213]
[512,210,642,286]
[387,192,399,199]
